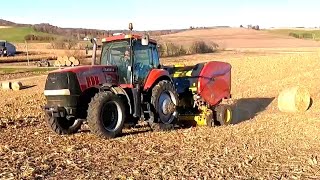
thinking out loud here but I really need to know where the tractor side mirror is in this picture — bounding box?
[141,35,149,46]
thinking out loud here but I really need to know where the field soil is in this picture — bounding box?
[159,28,320,49]
[0,50,320,179]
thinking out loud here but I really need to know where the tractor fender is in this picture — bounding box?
[98,85,132,114]
[143,69,172,91]
[110,86,132,114]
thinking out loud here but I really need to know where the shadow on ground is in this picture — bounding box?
[21,85,37,90]
[231,97,275,125]
[76,97,275,138]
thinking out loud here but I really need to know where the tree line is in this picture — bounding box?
[31,23,186,40]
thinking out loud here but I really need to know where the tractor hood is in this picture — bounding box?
[50,65,117,74]
[47,65,119,92]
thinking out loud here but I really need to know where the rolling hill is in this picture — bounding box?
[0,19,187,43]
[159,28,320,49]
[0,26,59,43]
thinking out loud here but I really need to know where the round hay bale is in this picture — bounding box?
[69,56,76,63]
[1,81,11,90]
[57,56,63,62]
[63,56,69,61]
[65,59,72,66]
[277,86,311,113]
[54,60,61,67]
[73,59,80,66]
[11,81,22,91]
[59,57,67,66]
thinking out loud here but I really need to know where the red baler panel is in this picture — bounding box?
[198,61,231,106]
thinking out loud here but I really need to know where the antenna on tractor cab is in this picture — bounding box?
[128,22,134,84]
[129,23,133,33]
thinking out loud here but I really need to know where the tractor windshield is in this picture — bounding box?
[101,40,131,84]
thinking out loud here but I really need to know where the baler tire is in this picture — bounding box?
[46,114,82,135]
[87,91,126,139]
[149,80,179,131]
[215,104,233,126]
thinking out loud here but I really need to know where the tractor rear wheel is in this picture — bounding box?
[149,80,179,131]
[87,91,126,139]
[46,115,82,135]
[215,104,233,126]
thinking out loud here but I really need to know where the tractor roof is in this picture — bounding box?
[102,34,157,44]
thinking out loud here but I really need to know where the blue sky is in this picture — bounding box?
[2,0,320,30]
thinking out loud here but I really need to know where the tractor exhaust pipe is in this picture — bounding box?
[133,83,141,118]
[90,38,97,65]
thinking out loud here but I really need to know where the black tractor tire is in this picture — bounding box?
[87,91,126,139]
[46,114,82,135]
[214,104,233,126]
[149,80,179,131]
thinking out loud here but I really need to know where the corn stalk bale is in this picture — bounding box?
[63,56,69,61]
[65,59,72,66]
[11,81,22,91]
[1,81,11,90]
[58,59,65,66]
[58,56,68,66]
[57,56,62,62]
[69,56,76,63]
[54,60,61,67]
[277,86,311,112]
[73,59,80,66]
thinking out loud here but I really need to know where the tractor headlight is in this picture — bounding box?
[105,75,113,83]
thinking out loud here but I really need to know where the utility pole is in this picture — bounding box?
[25,40,29,66]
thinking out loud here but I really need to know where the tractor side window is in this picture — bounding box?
[151,44,160,68]
[133,43,153,82]
[101,41,130,66]
[101,41,131,84]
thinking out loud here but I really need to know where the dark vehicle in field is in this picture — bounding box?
[0,40,16,57]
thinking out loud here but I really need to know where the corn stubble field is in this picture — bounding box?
[0,50,320,179]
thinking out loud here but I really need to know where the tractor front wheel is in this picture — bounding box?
[149,80,179,131]
[87,91,126,139]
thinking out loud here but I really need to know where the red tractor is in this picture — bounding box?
[43,23,232,139]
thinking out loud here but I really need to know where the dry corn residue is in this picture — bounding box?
[1,52,320,179]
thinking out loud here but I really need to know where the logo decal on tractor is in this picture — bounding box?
[86,76,100,87]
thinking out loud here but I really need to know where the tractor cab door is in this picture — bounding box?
[133,42,159,83]
[101,41,131,84]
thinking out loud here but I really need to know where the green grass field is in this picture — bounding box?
[0,27,58,42]
[267,29,320,40]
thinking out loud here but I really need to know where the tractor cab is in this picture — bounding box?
[99,34,160,85]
